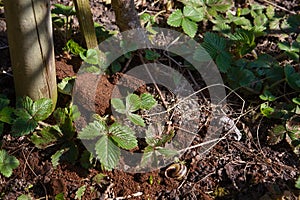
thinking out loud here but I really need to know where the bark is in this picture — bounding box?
[74,0,98,49]
[111,0,141,32]
[4,0,57,108]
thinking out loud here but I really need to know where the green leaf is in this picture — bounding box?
[32,98,53,121]
[55,193,65,200]
[167,9,183,27]
[109,123,138,150]
[208,0,233,12]
[63,39,86,55]
[193,46,212,62]
[78,120,106,140]
[140,93,157,110]
[111,61,122,73]
[12,115,38,136]
[145,50,160,61]
[30,126,60,149]
[17,194,32,200]
[254,14,267,27]
[58,76,76,95]
[284,65,300,90]
[128,113,145,127]
[51,149,65,169]
[140,146,156,168]
[182,18,198,38]
[111,98,126,114]
[75,185,86,200]
[260,103,275,118]
[70,105,81,121]
[183,6,203,22]
[126,94,141,112]
[95,136,120,170]
[0,95,10,110]
[266,5,275,19]
[17,96,33,115]
[52,4,75,16]
[202,32,231,72]
[80,49,99,65]
[292,98,300,105]
[156,147,178,157]
[80,150,93,169]
[259,90,276,101]
[0,107,14,124]
[296,176,300,189]
[0,149,19,178]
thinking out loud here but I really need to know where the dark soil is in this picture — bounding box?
[0,0,299,199]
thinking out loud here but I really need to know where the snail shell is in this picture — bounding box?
[165,163,187,180]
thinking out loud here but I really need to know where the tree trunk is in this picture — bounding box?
[73,0,98,49]
[4,0,57,108]
[111,0,141,32]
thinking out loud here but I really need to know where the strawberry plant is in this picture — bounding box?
[30,104,81,165]
[141,124,178,169]
[111,93,157,127]
[12,97,53,136]
[78,114,138,170]
[0,149,19,178]
[167,5,204,38]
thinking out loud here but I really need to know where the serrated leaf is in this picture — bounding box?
[78,120,106,140]
[55,193,65,200]
[156,147,178,157]
[109,123,138,150]
[30,126,60,149]
[260,103,275,118]
[193,46,212,62]
[51,149,65,169]
[58,76,76,95]
[0,107,14,124]
[64,39,86,56]
[18,96,33,115]
[12,116,38,136]
[140,146,159,168]
[80,49,99,65]
[182,18,198,38]
[75,185,86,200]
[17,194,32,200]
[145,50,160,61]
[208,0,233,12]
[216,53,231,73]
[71,105,80,121]
[32,98,53,121]
[259,90,276,101]
[111,98,126,114]
[266,5,274,19]
[167,9,183,27]
[183,6,203,22]
[52,4,75,16]
[284,65,300,90]
[128,113,145,127]
[0,150,19,178]
[95,136,120,170]
[126,94,141,112]
[140,93,157,110]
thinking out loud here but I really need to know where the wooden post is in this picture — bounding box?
[4,0,57,108]
[73,0,98,49]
